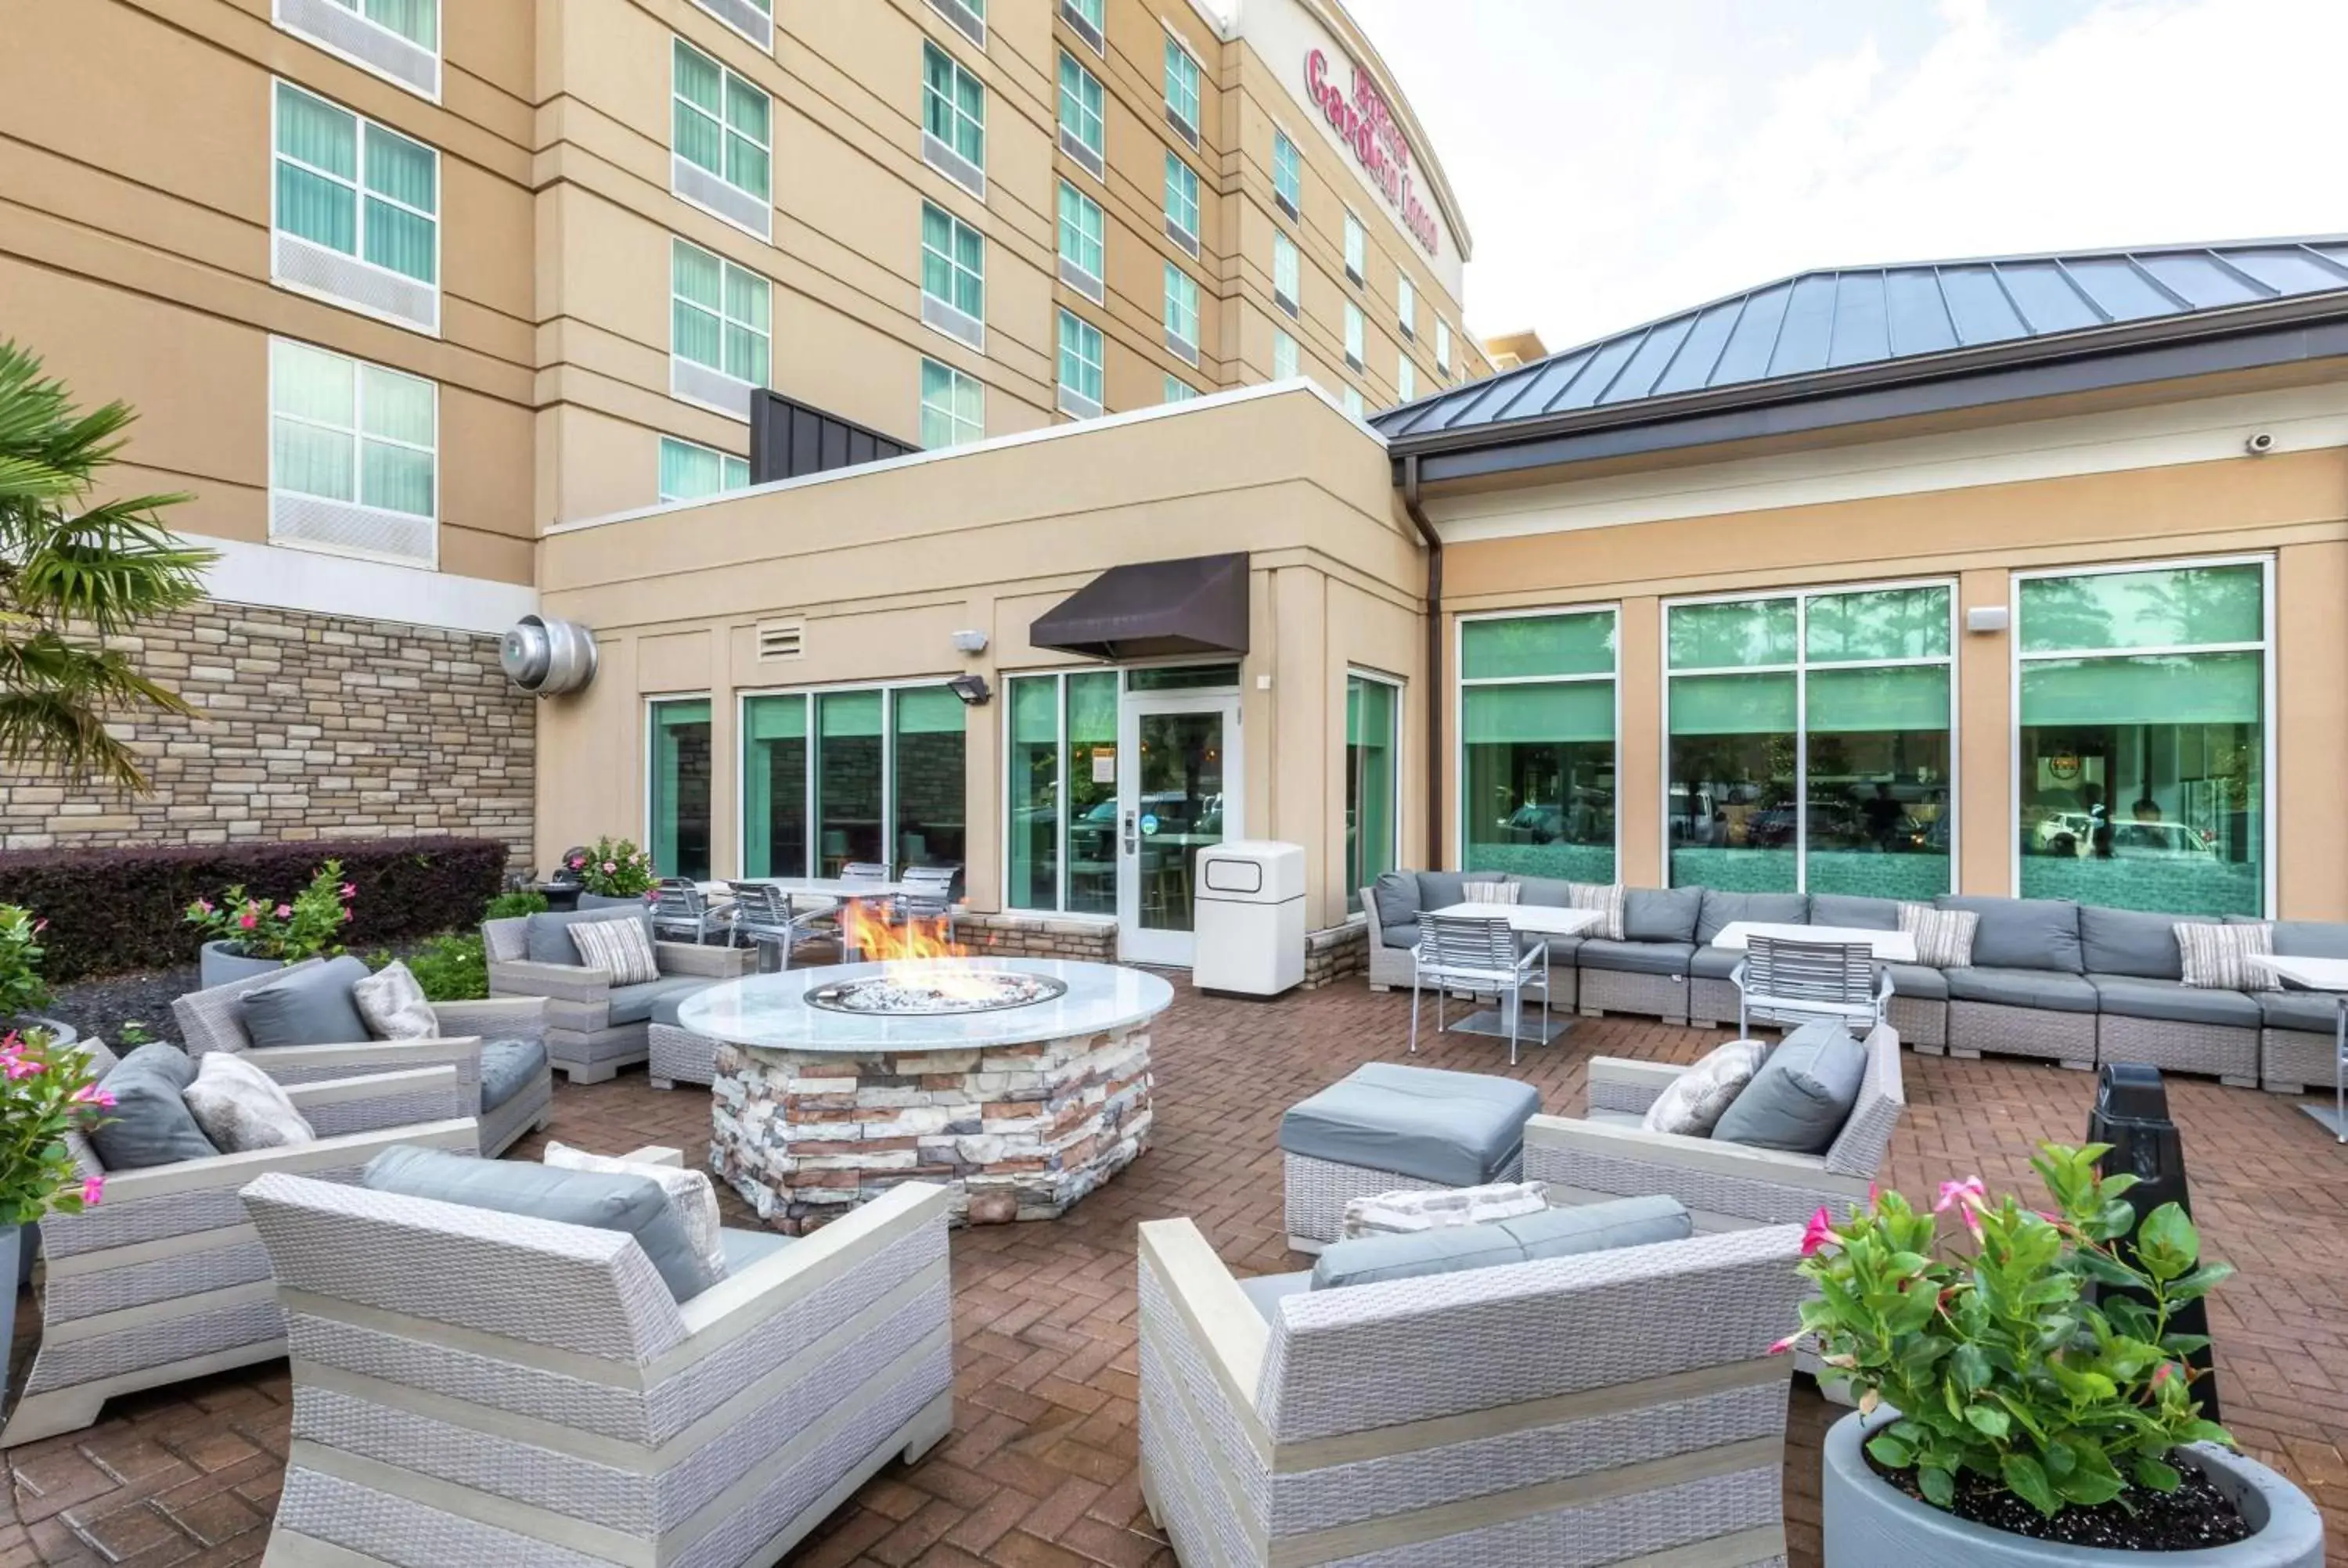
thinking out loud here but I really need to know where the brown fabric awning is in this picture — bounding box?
[1028,552,1249,661]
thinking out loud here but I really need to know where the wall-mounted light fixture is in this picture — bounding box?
[952,629,989,654]
[1964,606,2011,635]
[948,673,992,706]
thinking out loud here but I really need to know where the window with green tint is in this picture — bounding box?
[1272,329,1298,380]
[1164,152,1200,240]
[1164,36,1201,135]
[1461,612,1615,680]
[1345,302,1364,362]
[1346,674,1399,911]
[1164,262,1199,349]
[1806,585,1951,662]
[1666,671,1796,893]
[649,699,713,881]
[1398,358,1415,403]
[1163,376,1196,403]
[922,42,984,170]
[1009,677,1062,911]
[1058,309,1104,408]
[275,81,438,285]
[672,38,769,203]
[1127,664,1237,692]
[672,239,769,387]
[1273,232,1300,309]
[893,687,967,874]
[920,203,985,322]
[1059,52,1104,160]
[328,0,438,49]
[657,436,748,503]
[1066,0,1104,34]
[1008,671,1118,914]
[1344,210,1365,278]
[1668,599,1798,669]
[270,338,436,521]
[1057,181,1104,281]
[920,358,984,448]
[1460,610,1616,883]
[816,691,884,873]
[1272,129,1301,210]
[2017,561,2267,915]
[741,693,808,877]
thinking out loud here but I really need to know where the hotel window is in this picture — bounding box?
[1398,275,1416,339]
[1164,152,1201,255]
[921,42,986,198]
[649,698,714,882]
[1164,375,1197,403]
[1058,52,1105,179]
[1398,356,1415,402]
[1272,329,1298,381]
[272,81,438,334]
[1460,610,1617,884]
[1342,386,1364,419]
[1272,129,1302,218]
[920,202,985,349]
[1057,180,1105,301]
[920,358,984,449]
[1061,0,1104,55]
[1057,307,1104,418]
[926,0,985,50]
[1273,232,1301,318]
[671,238,769,417]
[1343,210,1366,283]
[275,0,440,99]
[268,338,437,565]
[1163,262,1199,365]
[672,38,771,238]
[691,0,771,49]
[1436,318,1453,378]
[1164,34,1201,146]
[657,436,749,503]
[1344,301,1365,369]
[741,686,967,878]
[2015,559,2267,915]
[1347,672,1401,912]
[1007,671,1119,915]
[1666,584,1954,898]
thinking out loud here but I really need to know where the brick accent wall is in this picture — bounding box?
[1304,918,1368,989]
[959,911,1118,962]
[0,599,535,869]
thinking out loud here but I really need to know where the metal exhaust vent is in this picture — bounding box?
[500,615,599,696]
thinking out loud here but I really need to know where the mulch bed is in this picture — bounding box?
[1871,1451,2249,1552]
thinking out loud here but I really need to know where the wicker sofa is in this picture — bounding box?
[485,908,751,1083]
[1138,1215,1806,1565]
[237,1171,952,1566]
[1,1042,475,1448]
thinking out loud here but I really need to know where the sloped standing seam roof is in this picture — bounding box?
[1376,237,2348,443]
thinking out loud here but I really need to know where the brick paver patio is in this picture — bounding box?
[5,976,2345,1566]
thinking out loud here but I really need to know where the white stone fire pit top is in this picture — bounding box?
[675,958,1175,1052]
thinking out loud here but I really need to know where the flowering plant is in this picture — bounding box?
[0,904,53,1020]
[182,859,356,961]
[569,836,655,898]
[1784,1142,2233,1519]
[0,1030,112,1227]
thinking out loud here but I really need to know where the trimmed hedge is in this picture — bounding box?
[0,837,510,982]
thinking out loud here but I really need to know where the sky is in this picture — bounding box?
[1343,0,2346,353]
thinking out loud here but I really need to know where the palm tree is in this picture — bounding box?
[0,341,214,793]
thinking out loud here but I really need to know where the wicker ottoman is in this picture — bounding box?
[1279,1063,1540,1253]
[647,986,722,1090]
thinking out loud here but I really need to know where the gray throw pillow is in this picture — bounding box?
[524,906,654,967]
[1624,886,1703,944]
[361,1144,719,1304]
[239,955,373,1049]
[1710,1021,1868,1153]
[1312,1194,1693,1290]
[1370,870,1421,934]
[88,1044,220,1171]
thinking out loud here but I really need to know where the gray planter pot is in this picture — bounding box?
[199,940,288,991]
[8,1015,76,1050]
[1825,1411,2325,1566]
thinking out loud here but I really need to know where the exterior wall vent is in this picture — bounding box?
[757,621,805,661]
[275,0,441,99]
[500,615,599,696]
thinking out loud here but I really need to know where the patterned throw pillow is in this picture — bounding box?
[182,1052,315,1153]
[1897,903,1977,969]
[569,916,661,984]
[544,1142,729,1285]
[1641,1039,1766,1137]
[1341,1181,1550,1239]
[2177,922,2271,990]
[1460,879,1520,906]
[1565,881,1627,940]
[352,960,438,1041]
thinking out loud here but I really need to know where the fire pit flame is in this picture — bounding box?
[816,904,1069,1015]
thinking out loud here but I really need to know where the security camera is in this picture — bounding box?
[2245,432,2277,456]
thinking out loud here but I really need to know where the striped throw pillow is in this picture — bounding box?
[2177,922,2271,990]
[568,915,660,985]
[1566,881,1626,941]
[1897,903,1976,969]
[1461,879,1520,905]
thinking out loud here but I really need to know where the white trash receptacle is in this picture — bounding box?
[1193,840,1306,996]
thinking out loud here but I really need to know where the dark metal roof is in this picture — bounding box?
[1029,553,1250,662]
[747,390,918,484]
[1377,236,2348,445]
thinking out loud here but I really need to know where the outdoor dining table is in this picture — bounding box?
[1424,901,1604,1045]
[696,876,911,964]
[1707,919,1918,962]
[2246,954,2348,1141]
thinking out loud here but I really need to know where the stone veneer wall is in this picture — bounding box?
[958,912,1118,962]
[1304,918,1368,989]
[0,599,535,868]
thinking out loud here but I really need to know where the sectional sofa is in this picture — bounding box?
[1365,870,2340,1091]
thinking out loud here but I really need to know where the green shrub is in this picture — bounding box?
[388,931,489,1003]
[485,889,548,922]
[0,904,53,1020]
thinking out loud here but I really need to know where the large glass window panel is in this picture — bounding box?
[1272,130,1301,210]
[1008,678,1061,911]
[1668,598,1798,668]
[1346,676,1399,911]
[893,688,966,874]
[1164,37,1200,131]
[1165,153,1199,239]
[922,203,985,321]
[1805,666,1952,901]
[650,699,713,881]
[1806,585,1950,662]
[2020,563,2264,653]
[275,82,435,284]
[1065,673,1118,914]
[672,240,767,387]
[1461,612,1616,680]
[815,691,884,874]
[1058,309,1104,405]
[742,694,808,877]
[923,43,985,167]
[1059,52,1104,160]
[1057,181,1104,279]
[336,0,438,48]
[1344,210,1365,277]
[1345,303,1364,361]
[1667,671,1797,891]
[674,40,768,203]
[1462,682,1615,883]
[1164,263,1198,345]
[271,341,434,517]
[1273,232,1300,307]
[657,437,747,503]
[1272,330,1298,381]
[920,358,984,448]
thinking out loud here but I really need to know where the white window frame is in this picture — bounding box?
[1163,375,1197,403]
[1398,275,1415,340]
[1163,31,1201,147]
[925,0,986,50]
[920,201,986,351]
[690,0,772,51]
[997,668,1124,919]
[273,0,441,101]
[1057,50,1107,182]
[669,237,769,420]
[657,435,750,503]
[1272,329,1298,381]
[266,336,440,568]
[1344,301,1365,370]
[2008,553,2275,911]
[920,357,986,448]
[1436,318,1453,378]
[1057,179,1106,304]
[1451,606,1622,876]
[1059,0,1105,56]
[1058,307,1104,419]
[1344,209,1366,284]
[671,36,772,239]
[733,679,967,880]
[1163,263,1200,366]
[269,79,441,335]
[921,41,987,200]
[1271,127,1302,219]
[1273,231,1300,319]
[1346,665,1406,913]
[1164,151,1201,257]
[1398,355,1414,403]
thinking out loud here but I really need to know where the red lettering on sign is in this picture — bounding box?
[1302,48,1439,259]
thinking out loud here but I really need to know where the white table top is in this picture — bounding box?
[1709,920,1918,962]
[1426,902,1604,939]
[696,876,908,900]
[2249,955,2348,992]
[676,958,1174,1052]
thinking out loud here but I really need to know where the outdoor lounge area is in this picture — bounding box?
[5,973,2344,1567]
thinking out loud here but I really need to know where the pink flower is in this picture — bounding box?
[1936,1176,1988,1235]
[2151,1361,2177,1390]
[239,911,257,930]
[603,861,617,874]
[274,904,292,919]
[80,1174,103,1207]
[342,908,354,922]
[31,918,45,933]
[340,883,357,899]
[70,1084,116,1109]
[1799,1206,1837,1257]
[569,857,585,870]
[196,898,214,915]
[1767,1332,1799,1356]
[5,1056,43,1081]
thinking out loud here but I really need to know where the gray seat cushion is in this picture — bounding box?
[1382,919,1422,951]
[1576,939,1694,976]
[1370,871,1421,939]
[1809,894,1900,932]
[1936,896,2083,973]
[1280,1063,1540,1189]
[1625,886,1703,944]
[362,1144,718,1303]
[1944,966,2099,1013]
[2257,988,2341,1033]
[89,1045,219,1171]
[1514,879,1574,908]
[1240,1270,1314,1321]
[1529,933,1583,966]
[610,976,716,1027]
[2265,920,2348,960]
[1690,947,1743,981]
[524,905,656,967]
[2090,976,2260,1029]
[718,1228,795,1272]
[1310,1195,1694,1291]
[1413,871,1468,911]
[1696,890,1809,945]
[2080,905,2221,981]
[241,955,373,1048]
[479,1038,549,1113]
[1710,1021,1867,1154]
[1884,963,1948,1001]
[647,981,722,1028]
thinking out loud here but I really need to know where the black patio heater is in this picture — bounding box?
[2086,1063,2220,1419]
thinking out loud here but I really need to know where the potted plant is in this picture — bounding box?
[184,860,358,987]
[569,837,657,907]
[1797,1142,2324,1566]
[1,1030,110,1400]
[0,904,74,1049]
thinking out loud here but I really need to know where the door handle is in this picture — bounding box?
[1122,811,1138,854]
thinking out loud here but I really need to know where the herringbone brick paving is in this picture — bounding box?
[5,976,2345,1564]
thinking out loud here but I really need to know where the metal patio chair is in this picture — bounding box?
[1410,911,1549,1066]
[896,864,963,938]
[1733,934,1891,1038]
[726,881,834,972]
[650,876,733,945]
[841,861,893,882]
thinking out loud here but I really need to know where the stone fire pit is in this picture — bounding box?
[679,958,1172,1232]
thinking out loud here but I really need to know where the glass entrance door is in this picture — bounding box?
[1117,692,1241,965]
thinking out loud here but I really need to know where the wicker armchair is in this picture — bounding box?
[1138,1217,1806,1566]
[0,1042,474,1448]
[236,1174,953,1566]
[171,960,551,1156]
[484,915,752,1083]
[1524,1023,1904,1229]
